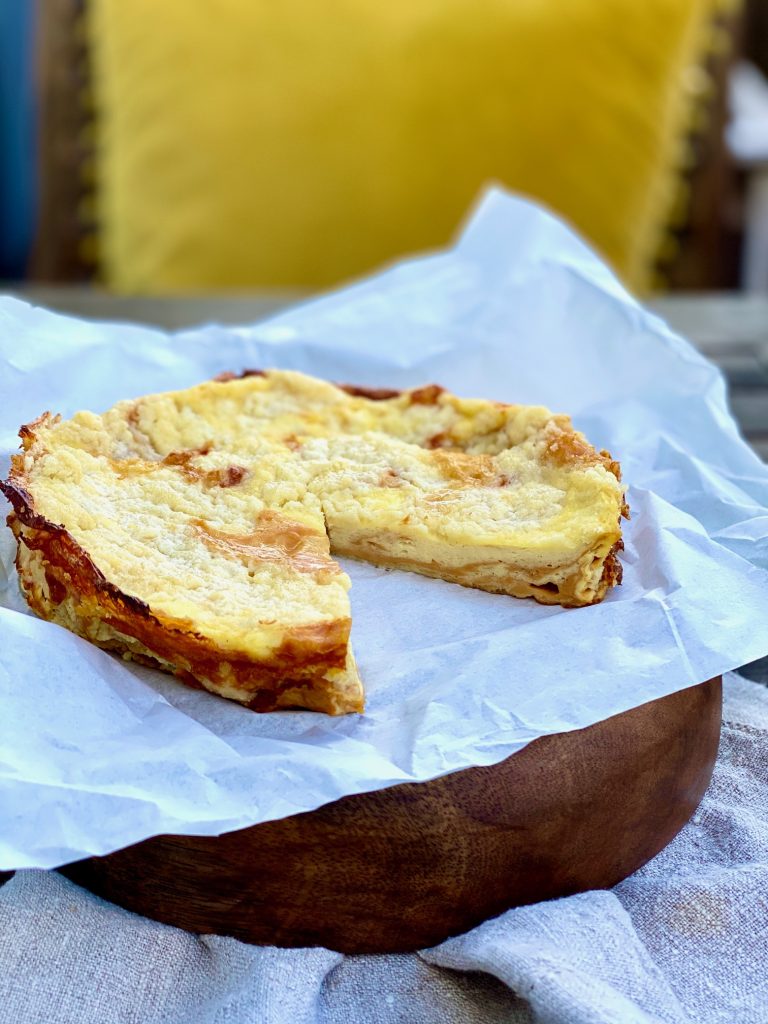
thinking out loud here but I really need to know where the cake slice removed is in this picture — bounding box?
[2,370,628,714]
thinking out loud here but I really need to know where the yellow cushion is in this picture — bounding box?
[89,0,730,294]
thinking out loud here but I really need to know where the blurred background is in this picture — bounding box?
[1,0,767,455]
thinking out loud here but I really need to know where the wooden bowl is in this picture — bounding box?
[60,677,721,953]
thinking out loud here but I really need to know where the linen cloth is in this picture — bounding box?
[1,670,766,1024]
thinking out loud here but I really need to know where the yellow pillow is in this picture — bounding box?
[89,0,731,294]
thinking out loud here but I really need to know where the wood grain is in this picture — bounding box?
[62,678,722,953]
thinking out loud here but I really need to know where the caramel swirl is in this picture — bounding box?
[193,511,340,579]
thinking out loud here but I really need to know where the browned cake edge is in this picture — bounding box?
[330,529,624,607]
[1,377,629,714]
[211,371,628,607]
[1,460,360,716]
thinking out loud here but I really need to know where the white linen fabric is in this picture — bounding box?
[1,671,766,1024]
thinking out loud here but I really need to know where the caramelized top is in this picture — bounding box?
[193,511,340,580]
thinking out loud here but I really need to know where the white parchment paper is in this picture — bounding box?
[1,190,767,871]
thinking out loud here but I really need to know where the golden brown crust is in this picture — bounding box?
[3,371,628,716]
[192,512,342,581]
[9,515,355,714]
[543,424,611,472]
[217,373,449,406]
[212,368,266,383]
[19,412,60,450]
[109,448,253,490]
[432,450,508,487]
[407,384,446,405]
[337,383,402,401]
[600,539,625,589]
[3,458,356,715]
[331,527,620,607]
[541,426,630,522]
[337,382,446,405]
[424,431,453,450]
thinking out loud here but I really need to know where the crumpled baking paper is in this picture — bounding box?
[1,189,767,870]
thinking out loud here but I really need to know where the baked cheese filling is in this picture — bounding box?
[2,370,628,714]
